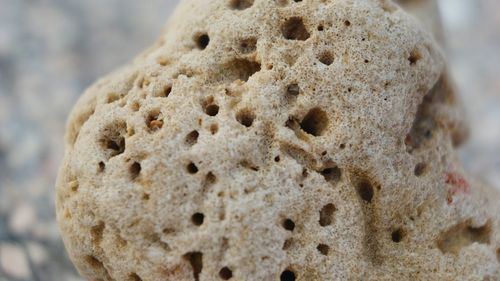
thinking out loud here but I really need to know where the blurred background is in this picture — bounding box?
[0,0,498,280]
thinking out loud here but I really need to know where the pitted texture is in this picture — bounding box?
[56,0,500,280]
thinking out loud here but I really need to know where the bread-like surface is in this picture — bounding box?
[56,0,500,280]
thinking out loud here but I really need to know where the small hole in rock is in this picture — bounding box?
[414,163,427,177]
[317,244,330,255]
[195,33,210,50]
[191,213,205,226]
[98,162,105,173]
[236,109,255,127]
[142,193,150,201]
[317,25,324,31]
[300,107,328,136]
[104,137,125,156]
[408,49,421,65]
[90,221,105,245]
[129,273,142,281]
[69,180,79,192]
[157,56,170,66]
[280,269,296,281]
[210,124,219,134]
[130,162,141,180]
[282,219,295,231]
[282,17,310,41]
[183,252,203,281]
[205,104,220,117]
[186,130,199,146]
[222,58,261,82]
[287,84,300,96]
[131,101,140,112]
[187,162,199,174]
[356,180,374,203]
[205,172,217,185]
[146,111,163,131]
[319,203,336,226]
[85,255,103,268]
[339,143,346,149]
[219,267,233,280]
[274,156,281,162]
[391,228,404,243]
[283,238,293,250]
[320,167,341,182]
[318,51,334,66]
[159,85,172,98]
[107,93,120,104]
[100,121,127,158]
[229,0,254,10]
[239,38,257,54]
[344,20,351,26]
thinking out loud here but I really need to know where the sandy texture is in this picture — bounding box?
[56,0,500,280]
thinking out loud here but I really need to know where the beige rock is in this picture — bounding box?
[56,0,500,280]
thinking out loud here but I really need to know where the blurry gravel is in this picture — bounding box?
[0,0,498,280]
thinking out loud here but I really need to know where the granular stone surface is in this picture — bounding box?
[56,0,500,280]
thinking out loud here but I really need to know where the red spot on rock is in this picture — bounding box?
[445,171,470,204]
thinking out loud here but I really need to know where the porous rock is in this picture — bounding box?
[56,0,500,280]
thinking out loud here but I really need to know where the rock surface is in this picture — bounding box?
[56,0,500,280]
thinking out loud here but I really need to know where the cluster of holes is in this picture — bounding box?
[195,33,210,50]
[282,17,310,41]
[300,107,329,136]
[236,109,256,127]
[229,0,254,10]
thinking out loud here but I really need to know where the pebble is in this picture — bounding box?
[0,243,32,279]
[8,203,36,235]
